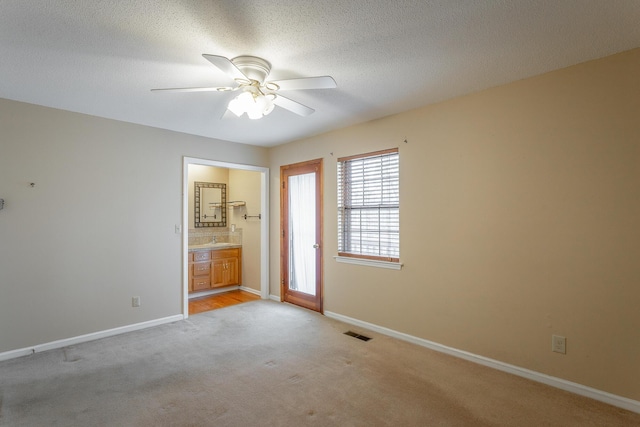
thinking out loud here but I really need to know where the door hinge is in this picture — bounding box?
[282,230,285,238]
[282,181,285,189]
[281,278,285,285]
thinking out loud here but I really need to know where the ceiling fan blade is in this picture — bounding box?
[202,54,248,81]
[151,86,233,93]
[270,76,336,91]
[273,95,315,117]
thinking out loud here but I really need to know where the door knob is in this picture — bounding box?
[313,244,320,249]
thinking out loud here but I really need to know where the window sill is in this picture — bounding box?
[333,256,403,270]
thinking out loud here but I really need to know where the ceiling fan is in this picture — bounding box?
[151,54,337,119]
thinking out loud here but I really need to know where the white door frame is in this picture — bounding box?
[182,156,270,318]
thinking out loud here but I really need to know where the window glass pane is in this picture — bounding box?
[337,149,399,261]
[288,173,316,295]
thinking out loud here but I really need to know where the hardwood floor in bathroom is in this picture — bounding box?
[189,290,260,315]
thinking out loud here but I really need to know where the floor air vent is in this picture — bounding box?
[344,331,371,341]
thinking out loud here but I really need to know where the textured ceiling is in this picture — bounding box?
[1,1,639,147]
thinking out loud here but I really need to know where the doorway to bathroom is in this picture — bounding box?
[182,157,269,317]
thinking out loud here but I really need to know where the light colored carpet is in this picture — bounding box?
[1,300,638,426]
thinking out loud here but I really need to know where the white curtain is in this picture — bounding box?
[288,173,316,295]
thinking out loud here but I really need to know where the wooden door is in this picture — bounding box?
[280,159,323,312]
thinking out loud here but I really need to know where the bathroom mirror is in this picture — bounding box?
[194,182,226,227]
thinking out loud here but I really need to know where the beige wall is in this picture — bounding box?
[0,99,268,353]
[228,169,262,292]
[268,49,640,400]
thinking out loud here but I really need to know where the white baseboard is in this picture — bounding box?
[239,286,261,296]
[190,286,262,298]
[269,294,281,302]
[189,286,242,299]
[0,314,184,363]
[324,310,640,414]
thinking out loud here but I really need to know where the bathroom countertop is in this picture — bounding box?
[188,243,242,251]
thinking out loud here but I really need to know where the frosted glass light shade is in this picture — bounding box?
[227,91,276,119]
[228,91,254,117]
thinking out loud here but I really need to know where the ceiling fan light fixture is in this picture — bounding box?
[255,93,276,115]
[246,108,263,120]
[263,94,276,115]
[228,91,276,119]
[228,91,253,117]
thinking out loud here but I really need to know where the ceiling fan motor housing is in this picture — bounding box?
[231,56,272,84]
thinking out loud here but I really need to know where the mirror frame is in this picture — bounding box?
[194,182,226,227]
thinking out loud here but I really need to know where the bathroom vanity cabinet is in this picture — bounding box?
[211,248,241,288]
[188,247,241,292]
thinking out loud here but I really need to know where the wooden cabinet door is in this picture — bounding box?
[211,258,226,288]
[225,257,239,285]
[211,257,239,287]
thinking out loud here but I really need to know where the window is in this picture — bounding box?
[337,148,399,264]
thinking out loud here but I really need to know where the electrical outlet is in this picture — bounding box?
[132,296,141,307]
[552,335,566,354]
[175,224,181,234]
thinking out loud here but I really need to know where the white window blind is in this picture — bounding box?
[337,148,399,262]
